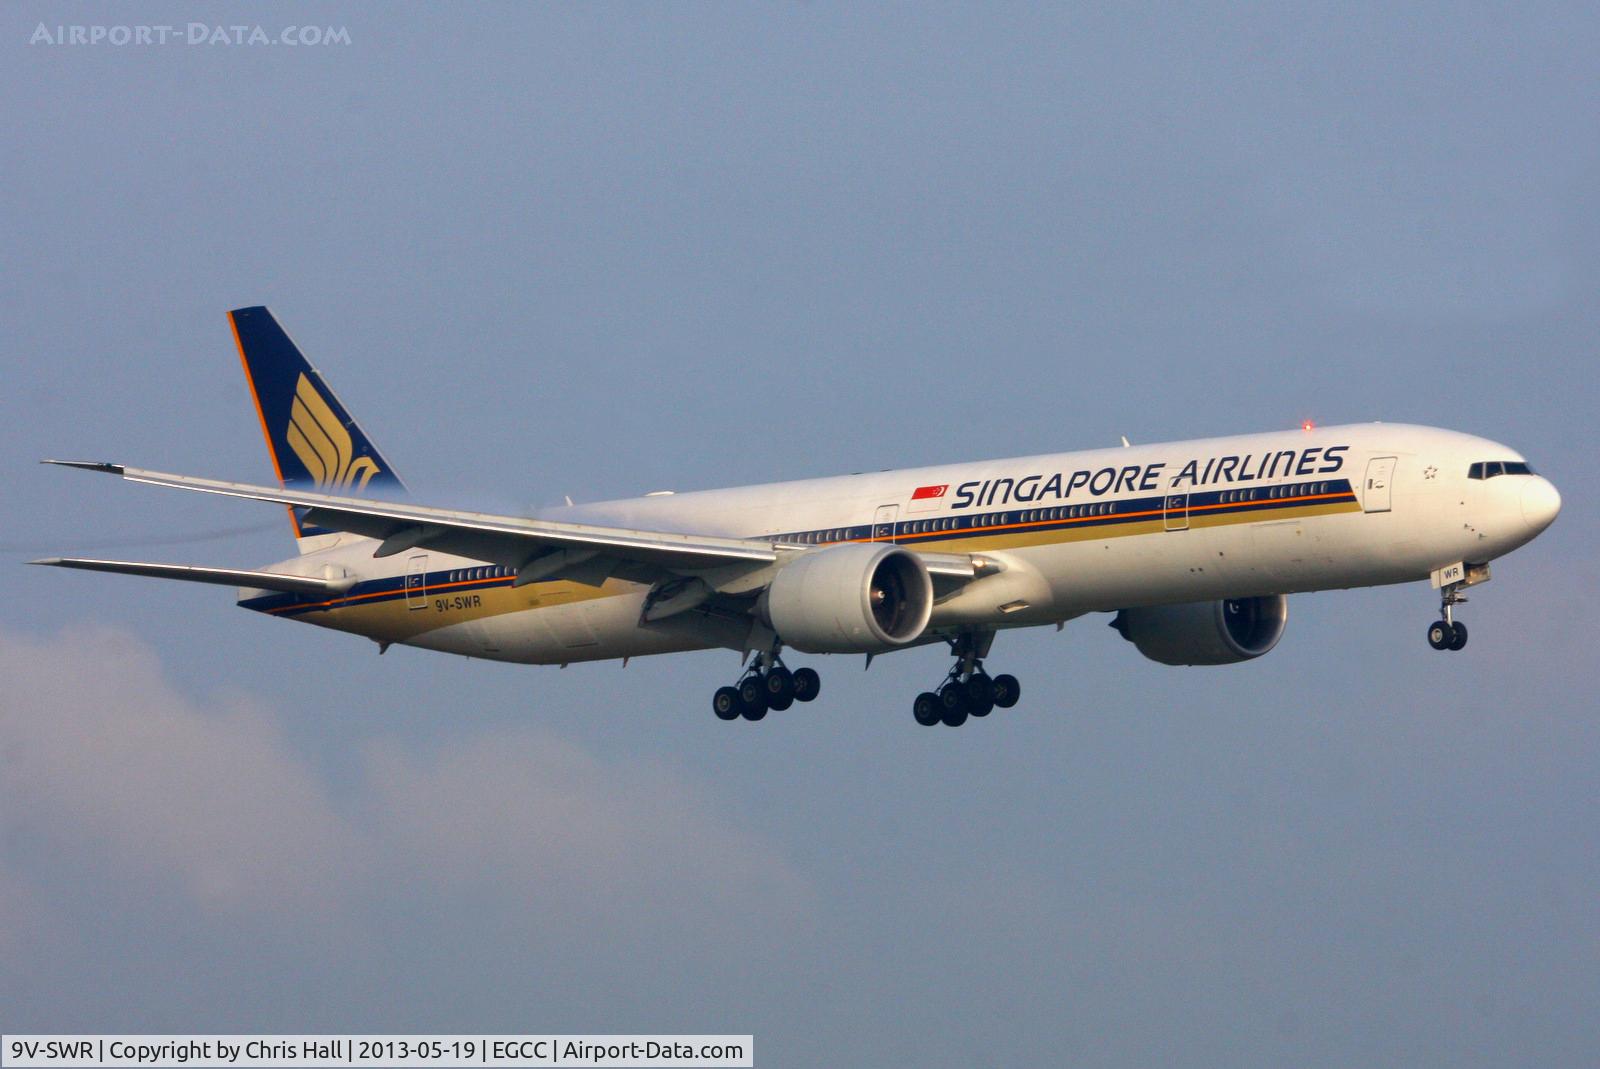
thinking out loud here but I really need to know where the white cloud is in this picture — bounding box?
[0,624,811,948]
[0,624,361,916]
[363,731,813,946]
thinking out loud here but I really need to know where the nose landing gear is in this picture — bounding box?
[1427,581,1470,651]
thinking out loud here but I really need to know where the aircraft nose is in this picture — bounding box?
[1520,476,1561,533]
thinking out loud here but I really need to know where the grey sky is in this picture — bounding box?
[3,4,1597,1066]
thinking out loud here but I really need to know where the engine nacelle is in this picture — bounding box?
[1111,595,1288,666]
[763,543,933,654]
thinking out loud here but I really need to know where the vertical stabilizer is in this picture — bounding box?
[228,306,406,550]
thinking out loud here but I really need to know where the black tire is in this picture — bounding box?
[765,667,795,710]
[713,686,741,721]
[938,684,969,727]
[913,691,941,726]
[991,673,1021,709]
[1427,621,1452,650]
[792,667,821,703]
[1448,620,1468,651]
[738,677,768,720]
[964,674,995,717]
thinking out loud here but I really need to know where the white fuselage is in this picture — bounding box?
[239,423,1560,665]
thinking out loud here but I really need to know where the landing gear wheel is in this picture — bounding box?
[964,673,995,717]
[991,674,1021,709]
[913,691,941,726]
[764,667,796,711]
[938,685,969,727]
[1427,620,1452,650]
[791,667,821,703]
[1448,620,1468,651]
[713,686,741,721]
[737,677,768,720]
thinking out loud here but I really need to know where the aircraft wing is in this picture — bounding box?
[43,461,992,590]
[29,557,352,596]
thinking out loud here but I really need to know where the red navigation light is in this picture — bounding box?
[1301,419,1316,432]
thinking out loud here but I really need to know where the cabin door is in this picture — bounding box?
[405,554,429,610]
[874,504,899,543]
[1363,457,1396,513]
[1163,493,1189,531]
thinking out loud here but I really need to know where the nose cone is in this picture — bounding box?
[1520,476,1561,533]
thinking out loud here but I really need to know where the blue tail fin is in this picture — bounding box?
[228,306,406,545]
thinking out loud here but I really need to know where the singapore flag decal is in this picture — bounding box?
[911,484,948,500]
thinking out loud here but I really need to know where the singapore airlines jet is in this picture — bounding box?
[37,307,1562,726]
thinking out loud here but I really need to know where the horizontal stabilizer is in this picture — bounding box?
[30,557,352,596]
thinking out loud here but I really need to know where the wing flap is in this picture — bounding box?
[31,557,350,596]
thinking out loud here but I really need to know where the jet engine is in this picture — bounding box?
[1110,595,1287,666]
[763,543,933,654]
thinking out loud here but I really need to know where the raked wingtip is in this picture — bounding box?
[41,459,125,474]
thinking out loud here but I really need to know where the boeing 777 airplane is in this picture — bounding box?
[37,307,1561,726]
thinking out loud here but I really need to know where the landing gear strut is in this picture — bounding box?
[712,652,821,722]
[913,632,1020,727]
[1427,581,1470,652]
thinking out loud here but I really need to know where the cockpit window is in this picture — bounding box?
[1468,460,1534,479]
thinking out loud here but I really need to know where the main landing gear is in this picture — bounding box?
[1427,581,1470,652]
[912,633,1020,727]
[712,655,821,722]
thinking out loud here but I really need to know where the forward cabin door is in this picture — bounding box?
[874,504,899,543]
[1363,457,1397,513]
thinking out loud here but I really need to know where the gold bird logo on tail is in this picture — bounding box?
[286,373,381,492]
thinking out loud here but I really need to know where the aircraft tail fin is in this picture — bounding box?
[228,306,406,549]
